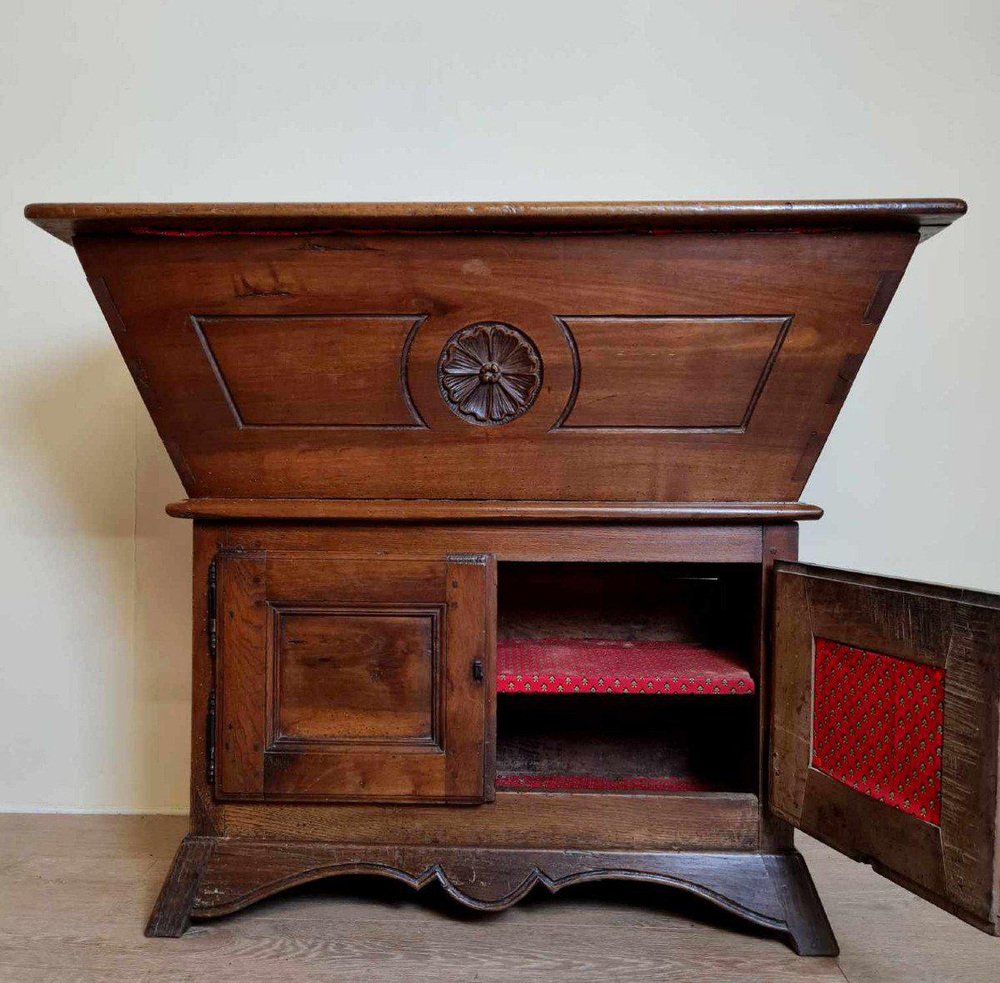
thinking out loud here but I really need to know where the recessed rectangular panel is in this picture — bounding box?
[195,315,424,428]
[274,608,439,746]
[558,316,789,430]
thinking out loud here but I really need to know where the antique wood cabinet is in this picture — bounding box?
[27,199,1000,955]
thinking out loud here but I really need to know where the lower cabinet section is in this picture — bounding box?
[186,531,1000,950]
[213,553,761,805]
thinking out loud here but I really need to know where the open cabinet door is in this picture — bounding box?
[770,562,1000,934]
[214,551,496,805]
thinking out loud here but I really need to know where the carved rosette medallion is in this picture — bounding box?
[437,321,543,426]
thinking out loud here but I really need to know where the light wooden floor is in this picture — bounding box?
[0,815,996,982]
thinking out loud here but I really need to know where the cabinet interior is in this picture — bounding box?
[496,562,758,795]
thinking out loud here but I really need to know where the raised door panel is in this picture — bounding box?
[274,610,436,742]
[215,551,495,804]
[770,562,1000,934]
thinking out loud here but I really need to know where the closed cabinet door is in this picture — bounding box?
[213,551,496,804]
[770,562,1000,934]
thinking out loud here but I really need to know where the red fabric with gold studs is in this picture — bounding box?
[812,638,944,825]
[496,638,754,695]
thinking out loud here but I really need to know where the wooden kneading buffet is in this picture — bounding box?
[27,199,1000,955]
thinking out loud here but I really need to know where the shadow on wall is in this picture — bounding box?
[18,338,192,811]
[133,406,192,812]
[21,340,136,535]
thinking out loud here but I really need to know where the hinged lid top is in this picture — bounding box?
[25,198,966,244]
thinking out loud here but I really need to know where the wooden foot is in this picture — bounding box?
[145,837,215,937]
[146,839,837,954]
[764,853,840,956]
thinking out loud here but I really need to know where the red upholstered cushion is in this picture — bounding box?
[496,638,753,694]
[495,773,712,793]
[812,638,944,825]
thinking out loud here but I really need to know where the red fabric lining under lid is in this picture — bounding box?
[497,638,753,694]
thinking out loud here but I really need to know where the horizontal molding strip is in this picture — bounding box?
[166,499,823,523]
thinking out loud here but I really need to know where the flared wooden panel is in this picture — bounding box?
[72,228,922,501]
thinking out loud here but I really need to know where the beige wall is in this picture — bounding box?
[2,0,997,811]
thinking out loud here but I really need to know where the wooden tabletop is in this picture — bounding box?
[24,198,966,244]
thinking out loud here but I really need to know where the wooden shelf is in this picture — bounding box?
[497,638,754,695]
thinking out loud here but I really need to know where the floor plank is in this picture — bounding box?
[796,836,1000,983]
[0,815,995,981]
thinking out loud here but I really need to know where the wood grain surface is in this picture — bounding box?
[24,198,967,242]
[215,551,493,804]
[165,499,824,523]
[69,229,919,502]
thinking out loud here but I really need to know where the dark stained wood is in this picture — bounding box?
[166,499,825,523]
[216,551,495,804]
[770,562,1000,935]
[189,530,221,834]
[556,315,790,430]
[144,837,215,938]
[274,610,436,740]
[170,837,837,955]
[447,557,496,801]
[218,790,762,851]
[762,853,839,957]
[24,198,965,243]
[207,521,763,563]
[195,314,425,428]
[757,526,799,852]
[66,228,922,502]
[215,552,267,797]
[216,791,760,851]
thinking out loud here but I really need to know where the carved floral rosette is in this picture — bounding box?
[437,321,543,426]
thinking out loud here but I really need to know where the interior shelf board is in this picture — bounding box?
[497,638,754,695]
